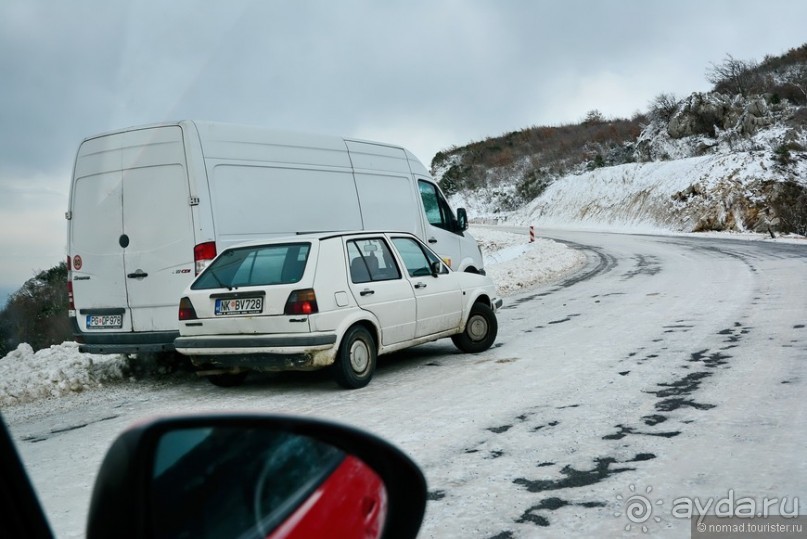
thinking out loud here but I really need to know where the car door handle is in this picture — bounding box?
[428,237,437,243]
[360,289,375,296]
[414,282,427,289]
[127,270,148,279]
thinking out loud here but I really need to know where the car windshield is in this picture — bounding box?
[192,243,310,290]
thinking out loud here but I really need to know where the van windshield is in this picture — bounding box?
[192,243,311,290]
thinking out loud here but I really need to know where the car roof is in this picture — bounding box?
[222,230,418,250]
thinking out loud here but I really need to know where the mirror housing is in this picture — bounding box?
[430,260,442,277]
[87,414,427,539]
[456,208,468,231]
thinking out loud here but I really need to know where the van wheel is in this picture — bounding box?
[333,326,376,389]
[206,372,248,388]
[452,302,497,353]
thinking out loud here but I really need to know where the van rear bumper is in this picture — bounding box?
[72,324,179,354]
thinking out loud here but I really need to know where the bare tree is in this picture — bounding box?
[706,54,760,97]
[783,64,807,102]
[648,93,679,122]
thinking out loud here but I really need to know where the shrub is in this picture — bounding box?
[770,181,807,236]
[516,169,553,203]
[0,263,70,355]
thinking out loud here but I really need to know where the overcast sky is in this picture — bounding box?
[2,0,806,301]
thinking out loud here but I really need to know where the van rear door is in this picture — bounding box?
[122,158,195,332]
[69,125,195,342]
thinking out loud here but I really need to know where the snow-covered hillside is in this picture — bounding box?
[511,150,806,232]
[446,91,807,235]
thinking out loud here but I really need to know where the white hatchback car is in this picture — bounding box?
[174,231,502,388]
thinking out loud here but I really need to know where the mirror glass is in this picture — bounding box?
[150,427,387,539]
[456,208,468,231]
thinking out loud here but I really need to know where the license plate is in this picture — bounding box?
[86,314,123,329]
[215,297,263,316]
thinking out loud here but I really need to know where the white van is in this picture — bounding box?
[66,120,484,355]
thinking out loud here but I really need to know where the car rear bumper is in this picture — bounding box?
[175,333,337,351]
[174,333,339,371]
[193,353,332,372]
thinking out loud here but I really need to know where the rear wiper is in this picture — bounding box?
[208,268,234,291]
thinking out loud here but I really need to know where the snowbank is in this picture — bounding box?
[473,226,585,295]
[0,342,129,407]
[0,228,583,408]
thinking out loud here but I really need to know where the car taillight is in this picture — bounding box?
[284,289,318,315]
[194,241,217,275]
[178,297,198,320]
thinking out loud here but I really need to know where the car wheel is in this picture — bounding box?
[452,302,498,353]
[333,325,376,389]
[206,371,248,387]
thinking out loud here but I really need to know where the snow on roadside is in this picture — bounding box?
[473,226,586,296]
[0,227,584,408]
[0,342,129,407]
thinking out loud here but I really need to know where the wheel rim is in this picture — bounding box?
[467,314,489,342]
[349,338,370,374]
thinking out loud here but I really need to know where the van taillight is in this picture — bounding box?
[284,289,318,315]
[67,256,75,314]
[67,281,75,313]
[194,242,217,275]
[178,297,198,321]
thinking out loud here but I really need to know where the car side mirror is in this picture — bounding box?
[456,208,468,231]
[430,260,442,277]
[87,414,427,539]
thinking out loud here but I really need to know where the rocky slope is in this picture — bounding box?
[440,46,807,236]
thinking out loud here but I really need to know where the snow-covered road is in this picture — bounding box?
[5,227,807,538]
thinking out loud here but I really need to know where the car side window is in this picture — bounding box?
[391,237,447,277]
[347,239,401,284]
[418,180,456,232]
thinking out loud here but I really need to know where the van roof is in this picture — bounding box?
[79,120,429,176]
[81,120,412,155]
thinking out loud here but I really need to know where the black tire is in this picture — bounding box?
[452,302,498,353]
[206,371,248,388]
[333,325,377,389]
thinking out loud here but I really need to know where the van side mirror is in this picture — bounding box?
[456,208,468,231]
[87,414,427,539]
[430,260,442,277]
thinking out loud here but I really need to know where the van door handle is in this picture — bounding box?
[127,270,148,279]
[360,289,375,296]
[414,282,427,289]
[428,237,437,243]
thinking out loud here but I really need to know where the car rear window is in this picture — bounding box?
[192,243,310,289]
